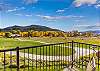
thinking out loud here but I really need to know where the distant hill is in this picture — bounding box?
[85,30,100,34]
[0,25,61,32]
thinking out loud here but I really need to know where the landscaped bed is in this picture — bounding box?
[0,53,71,71]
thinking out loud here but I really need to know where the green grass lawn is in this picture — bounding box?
[0,38,43,49]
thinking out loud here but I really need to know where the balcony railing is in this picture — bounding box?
[0,41,100,71]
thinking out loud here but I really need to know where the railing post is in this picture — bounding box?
[16,47,19,71]
[71,41,74,68]
[4,51,6,71]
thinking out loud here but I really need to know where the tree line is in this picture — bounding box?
[0,30,99,38]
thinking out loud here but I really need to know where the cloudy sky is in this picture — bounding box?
[0,0,100,31]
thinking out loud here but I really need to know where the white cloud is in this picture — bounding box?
[36,15,84,21]
[23,0,38,4]
[7,7,25,12]
[95,0,100,8]
[67,15,84,18]
[74,0,97,7]
[95,4,100,8]
[76,23,100,29]
[7,8,17,12]
[96,23,100,26]
[56,9,65,13]
[56,8,69,13]
[36,15,56,20]
[14,13,33,17]
[25,14,33,17]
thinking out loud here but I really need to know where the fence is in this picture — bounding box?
[0,41,100,71]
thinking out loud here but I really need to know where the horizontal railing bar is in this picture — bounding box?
[0,42,67,52]
[73,41,100,47]
[0,48,16,52]
[17,42,66,50]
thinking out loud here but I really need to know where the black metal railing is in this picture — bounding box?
[0,41,100,71]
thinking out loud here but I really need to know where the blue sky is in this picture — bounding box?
[0,0,100,31]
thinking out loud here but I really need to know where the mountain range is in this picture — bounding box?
[86,30,100,34]
[0,25,61,32]
[0,25,100,34]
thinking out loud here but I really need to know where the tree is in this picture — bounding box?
[5,32,11,38]
[11,30,17,34]
[72,30,79,37]
[28,30,33,37]
[86,32,93,37]
[16,30,21,34]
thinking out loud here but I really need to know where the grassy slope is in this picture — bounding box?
[0,38,42,49]
[0,37,100,48]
